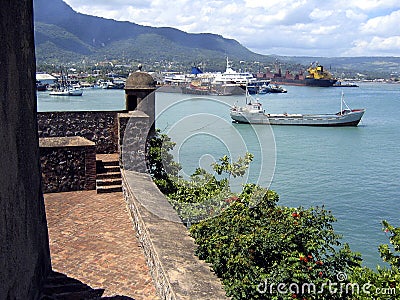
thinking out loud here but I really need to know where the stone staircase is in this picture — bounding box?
[96,155,122,193]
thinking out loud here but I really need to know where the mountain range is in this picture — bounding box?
[34,0,400,77]
[33,0,265,69]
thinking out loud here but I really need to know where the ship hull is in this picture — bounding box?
[271,78,337,87]
[158,84,245,95]
[230,110,365,127]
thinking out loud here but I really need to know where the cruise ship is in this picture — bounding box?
[212,57,257,86]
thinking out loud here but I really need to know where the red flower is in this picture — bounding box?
[299,256,308,263]
[224,196,239,203]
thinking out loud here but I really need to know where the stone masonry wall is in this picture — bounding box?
[39,137,96,193]
[119,111,150,172]
[37,111,124,154]
[0,0,51,297]
[122,170,228,300]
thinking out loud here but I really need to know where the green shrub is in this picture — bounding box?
[190,187,362,299]
[147,130,399,299]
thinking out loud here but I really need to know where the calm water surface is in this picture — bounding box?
[38,83,400,268]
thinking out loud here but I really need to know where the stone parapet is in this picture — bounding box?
[119,111,150,172]
[122,170,228,300]
[39,137,96,193]
[37,111,123,154]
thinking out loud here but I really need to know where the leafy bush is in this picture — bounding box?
[190,188,362,299]
[146,130,253,225]
[146,129,181,195]
[349,221,400,299]
[147,130,399,299]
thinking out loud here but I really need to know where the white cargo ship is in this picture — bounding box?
[230,93,365,126]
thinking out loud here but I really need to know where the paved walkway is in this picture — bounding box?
[44,190,159,299]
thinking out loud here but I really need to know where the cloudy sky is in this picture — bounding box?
[63,0,400,57]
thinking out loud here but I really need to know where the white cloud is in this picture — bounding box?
[62,0,400,57]
[345,36,400,56]
[309,8,333,20]
[360,10,400,36]
[345,0,400,11]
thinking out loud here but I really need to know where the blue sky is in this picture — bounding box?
[63,0,400,57]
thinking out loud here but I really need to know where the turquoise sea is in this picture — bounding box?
[37,83,400,268]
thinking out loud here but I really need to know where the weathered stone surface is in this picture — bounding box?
[39,136,95,147]
[44,191,158,299]
[122,170,228,300]
[39,137,96,193]
[119,111,151,172]
[124,72,156,131]
[0,0,51,298]
[37,111,122,154]
[125,71,156,90]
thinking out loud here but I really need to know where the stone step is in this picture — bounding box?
[95,156,122,193]
[96,178,122,186]
[96,184,122,193]
[103,165,120,173]
[102,160,119,166]
[96,159,119,167]
[96,172,121,180]
[96,160,119,174]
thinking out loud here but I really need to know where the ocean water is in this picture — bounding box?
[37,87,125,112]
[37,83,400,268]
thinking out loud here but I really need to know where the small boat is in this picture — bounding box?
[49,68,83,96]
[333,81,359,87]
[265,84,287,93]
[230,92,365,126]
[49,85,83,96]
[101,81,115,89]
[36,81,48,91]
[246,85,259,94]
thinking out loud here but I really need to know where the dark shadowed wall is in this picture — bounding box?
[0,0,51,299]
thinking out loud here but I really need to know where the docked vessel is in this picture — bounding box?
[49,85,83,96]
[49,69,83,96]
[160,59,256,96]
[260,84,287,94]
[212,57,257,87]
[230,92,365,126]
[333,81,359,87]
[260,62,338,87]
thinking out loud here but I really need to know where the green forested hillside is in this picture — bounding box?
[33,0,263,66]
[33,0,400,77]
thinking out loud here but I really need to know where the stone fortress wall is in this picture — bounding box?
[37,71,228,299]
[1,1,51,298]
[37,110,121,154]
